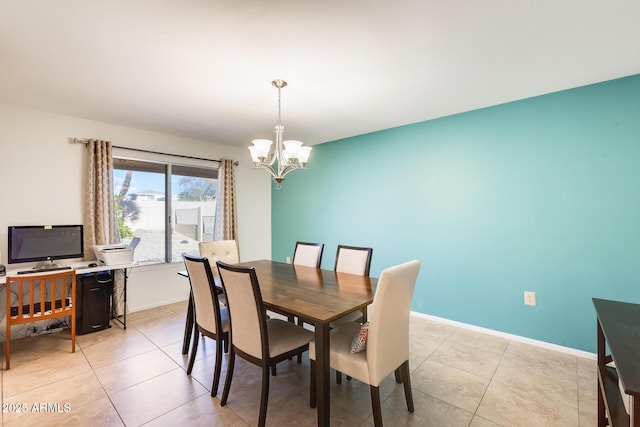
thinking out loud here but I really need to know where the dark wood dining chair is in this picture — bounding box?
[182,253,229,397]
[216,261,314,427]
[309,260,421,427]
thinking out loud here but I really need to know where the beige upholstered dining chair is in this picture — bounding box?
[217,261,314,427]
[178,240,238,356]
[198,239,239,304]
[309,260,421,427]
[199,240,240,273]
[330,245,374,328]
[334,244,373,276]
[292,241,324,268]
[330,245,374,384]
[290,241,324,328]
[182,253,230,397]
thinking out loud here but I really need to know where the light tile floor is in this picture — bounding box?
[1,301,598,426]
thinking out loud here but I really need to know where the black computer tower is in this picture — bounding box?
[76,271,113,335]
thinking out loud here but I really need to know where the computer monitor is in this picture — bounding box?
[8,225,84,265]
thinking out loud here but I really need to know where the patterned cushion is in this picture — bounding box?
[350,322,369,353]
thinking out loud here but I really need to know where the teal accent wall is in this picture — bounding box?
[272,74,640,353]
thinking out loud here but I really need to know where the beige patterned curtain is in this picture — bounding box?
[214,159,238,241]
[84,139,117,253]
[84,139,124,314]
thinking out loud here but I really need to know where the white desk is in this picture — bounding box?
[1,261,137,329]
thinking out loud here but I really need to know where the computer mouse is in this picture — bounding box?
[88,263,98,267]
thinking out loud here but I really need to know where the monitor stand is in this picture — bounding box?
[35,260,60,269]
[32,261,69,272]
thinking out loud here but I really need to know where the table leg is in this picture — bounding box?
[597,321,606,427]
[314,322,330,427]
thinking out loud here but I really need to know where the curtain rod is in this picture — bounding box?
[72,138,238,166]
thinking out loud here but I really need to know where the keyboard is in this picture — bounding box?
[17,266,73,275]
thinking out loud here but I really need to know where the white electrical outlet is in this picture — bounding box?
[286,256,291,264]
[524,291,536,306]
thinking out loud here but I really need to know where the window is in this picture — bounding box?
[113,158,218,264]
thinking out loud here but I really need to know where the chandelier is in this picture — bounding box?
[248,80,312,188]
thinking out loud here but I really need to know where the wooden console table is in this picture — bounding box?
[593,298,640,426]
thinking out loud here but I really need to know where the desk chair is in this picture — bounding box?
[309,260,421,427]
[5,269,77,370]
[217,261,314,427]
[182,253,229,397]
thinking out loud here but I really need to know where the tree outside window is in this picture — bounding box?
[114,160,218,264]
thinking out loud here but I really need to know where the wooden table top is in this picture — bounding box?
[236,259,377,324]
[593,298,640,396]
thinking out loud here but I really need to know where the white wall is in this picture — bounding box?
[0,103,271,316]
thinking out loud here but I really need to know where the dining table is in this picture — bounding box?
[179,259,377,426]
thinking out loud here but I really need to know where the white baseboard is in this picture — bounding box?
[411,311,596,360]
[128,297,189,314]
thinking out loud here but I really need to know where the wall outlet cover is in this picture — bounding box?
[524,291,536,306]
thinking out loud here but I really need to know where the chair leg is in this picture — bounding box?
[271,365,277,376]
[5,321,10,370]
[220,350,235,406]
[182,293,194,355]
[336,370,342,385]
[71,311,76,353]
[223,336,229,353]
[400,360,414,412]
[211,336,223,397]
[394,368,402,383]
[309,359,316,408]
[186,326,200,375]
[370,385,383,427]
[259,364,271,427]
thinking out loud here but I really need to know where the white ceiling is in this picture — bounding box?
[1,1,639,148]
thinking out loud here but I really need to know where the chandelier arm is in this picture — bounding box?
[280,163,305,179]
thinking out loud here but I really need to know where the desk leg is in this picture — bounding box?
[314,322,330,427]
[122,268,128,329]
[110,268,128,330]
[182,292,194,355]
